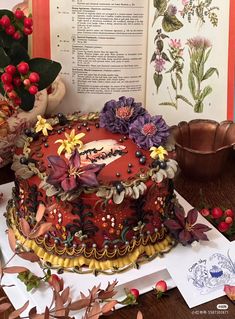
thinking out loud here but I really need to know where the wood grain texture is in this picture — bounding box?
[0,155,235,318]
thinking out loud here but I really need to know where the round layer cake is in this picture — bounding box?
[8,101,178,273]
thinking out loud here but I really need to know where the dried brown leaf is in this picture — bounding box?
[80,291,88,299]
[29,223,52,239]
[44,306,50,319]
[3,266,29,274]
[105,280,118,292]
[137,310,143,319]
[1,284,15,288]
[98,290,117,300]
[36,203,46,223]
[101,300,117,314]
[9,300,29,319]
[68,298,90,311]
[55,291,65,317]
[89,284,101,299]
[30,314,45,319]
[8,228,16,252]
[61,287,70,304]
[20,218,31,237]
[87,301,101,319]
[0,302,12,313]
[28,306,37,318]
[18,252,40,262]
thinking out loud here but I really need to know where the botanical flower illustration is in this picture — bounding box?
[47,150,105,191]
[99,96,146,134]
[160,38,192,108]
[164,207,211,245]
[152,0,183,32]
[55,129,85,155]
[35,115,53,136]
[151,29,171,92]
[180,0,219,27]
[129,113,169,150]
[186,36,219,113]
[150,146,168,161]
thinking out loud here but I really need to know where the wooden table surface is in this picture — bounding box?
[0,154,235,319]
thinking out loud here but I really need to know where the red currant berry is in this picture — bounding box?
[200,208,210,217]
[23,78,31,86]
[23,26,33,35]
[28,85,38,95]
[13,76,22,87]
[8,91,17,99]
[5,25,15,35]
[0,15,11,28]
[14,9,25,20]
[5,65,16,75]
[108,199,113,205]
[1,73,13,84]
[29,72,40,83]
[3,84,14,92]
[130,288,139,299]
[14,97,22,106]
[224,209,234,218]
[17,62,29,75]
[218,221,230,233]
[225,216,233,224]
[13,31,22,40]
[211,207,223,219]
[155,280,167,293]
[24,17,33,27]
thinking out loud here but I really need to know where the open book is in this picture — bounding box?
[31,0,235,125]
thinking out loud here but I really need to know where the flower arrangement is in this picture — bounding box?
[0,8,61,111]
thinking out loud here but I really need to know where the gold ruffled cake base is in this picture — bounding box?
[6,202,175,274]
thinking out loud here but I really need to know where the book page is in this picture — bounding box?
[50,0,149,114]
[146,0,231,125]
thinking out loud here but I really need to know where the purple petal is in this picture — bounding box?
[192,223,212,232]
[82,163,105,174]
[175,207,186,227]
[61,176,77,191]
[187,209,198,225]
[191,230,209,241]
[47,171,68,185]
[164,219,182,230]
[79,171,99,187]
[47,156,67,171]
[179,229,192,244]
[69,150,81,169]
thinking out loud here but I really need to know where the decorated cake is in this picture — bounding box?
[7,96,180,273]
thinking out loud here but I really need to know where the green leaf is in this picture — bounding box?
[0,47,10,68]
[153,0,167,13]
[176,95,193,106]
[8,42,30,65]
[202,67,219,81]
[0,82,5,96]
[150,52,157,63]
[171,74,176,90]
[162,13,183,32]
[154,72,163,92]
[17,87,35,111]
[194,101,204,113]
[176,72,183,89]
[188,71,196,100]
[157,39,164,52]
[0,10,14,19]
[204,47,212,63]
[162,52,170,62]
[199,85,212,101]
[28,58,62,90]
[159,101,177,108]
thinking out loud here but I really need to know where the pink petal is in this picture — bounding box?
[224,285,235,300]
[187,209,198,225]
[61,176,77,191]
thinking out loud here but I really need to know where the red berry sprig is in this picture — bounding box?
[119,288,139,305]
[154,280,167,298]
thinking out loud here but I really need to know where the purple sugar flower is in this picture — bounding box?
[129,113,169,150]
[47,150,105,191]
[99,96,146,134]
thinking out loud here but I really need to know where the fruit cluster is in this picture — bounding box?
[0,62,40,106]
[0,9,33,40]
[200,207,235,239]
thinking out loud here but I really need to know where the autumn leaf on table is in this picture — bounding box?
[164,207,212,245]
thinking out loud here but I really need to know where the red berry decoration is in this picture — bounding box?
[13,31,22,40]
[130,288,140,299]
[200,208,210,217]
[1,15,11,28]
[24,17,33,27]
[47,274,63,291]
[225,217,233,225]
[5,65,16,75]
[17,62,29,75]
[29,72,40,83]
[211,207,223,219]
[28,85,38,95]
[13,76,22,87]
[23,78,31,86]
[14,97,22,106]
[5,25,15,35]
[224,209,234,218]
[8,91,17,99]
[14,9,25,20]
[3,84,14,93]
[218,221,230,233]
[23,27,33,35]
[155,280,167,298]
[1,73,13,84]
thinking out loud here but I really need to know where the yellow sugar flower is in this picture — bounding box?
[55,129,85,155]
[150,146,168,161]
[35,115,53,136]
